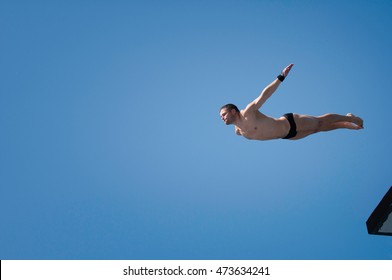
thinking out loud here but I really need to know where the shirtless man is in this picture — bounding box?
[219,64,363,140]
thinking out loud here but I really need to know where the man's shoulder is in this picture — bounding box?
[241,106,258,117]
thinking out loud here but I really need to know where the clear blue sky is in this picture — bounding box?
[1,0,392,260]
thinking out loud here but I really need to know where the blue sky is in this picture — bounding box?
[1,0,392,260]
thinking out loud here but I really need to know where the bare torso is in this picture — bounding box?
[235,110,290,140]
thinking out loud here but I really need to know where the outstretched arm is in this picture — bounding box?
[245,64,294,112]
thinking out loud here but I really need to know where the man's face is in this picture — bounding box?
[220,108,236,125]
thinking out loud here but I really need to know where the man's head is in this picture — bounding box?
[219,103,240,125]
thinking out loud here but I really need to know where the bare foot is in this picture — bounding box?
[347,113,364,128]
[282,63,294,77]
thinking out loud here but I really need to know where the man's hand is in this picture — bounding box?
[282,63,294,77]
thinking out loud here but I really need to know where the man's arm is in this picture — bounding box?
[244,64,294,112]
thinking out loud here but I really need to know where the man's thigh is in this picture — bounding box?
[293,114,319,131]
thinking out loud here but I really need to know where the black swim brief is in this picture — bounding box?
[282,113,297,139]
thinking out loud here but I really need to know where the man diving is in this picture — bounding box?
[219,64,363,141]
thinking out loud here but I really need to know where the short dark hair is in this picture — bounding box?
[220,103,239,113]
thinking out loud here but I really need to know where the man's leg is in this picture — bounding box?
[317,113,363,130]
[291,113,363,140]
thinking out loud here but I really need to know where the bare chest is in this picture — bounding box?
[235,114,287,140]
[235,124,260,139]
